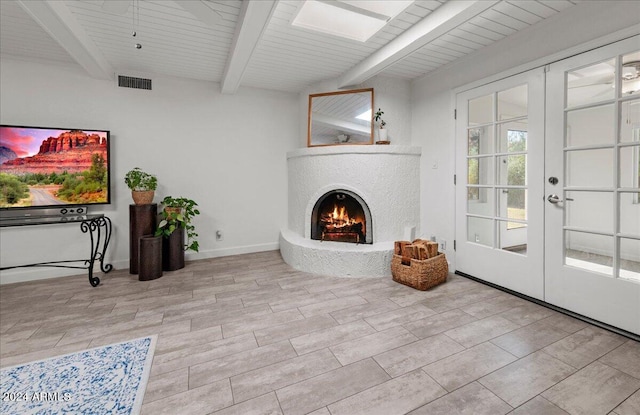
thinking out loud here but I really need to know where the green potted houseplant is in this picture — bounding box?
[155,196,200,270]
[124,167,158,205]
[373,108,388,143]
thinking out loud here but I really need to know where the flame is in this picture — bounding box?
[322,203,360,230]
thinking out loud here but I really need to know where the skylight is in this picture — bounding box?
[291,0,414,42]
[356,109,371,121]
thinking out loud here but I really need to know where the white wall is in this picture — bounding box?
[411,1,640,269]
[0,57,299,283]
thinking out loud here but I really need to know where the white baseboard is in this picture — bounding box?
[185,242,280,262]
[0,265,101,285]
[0,242,281,285]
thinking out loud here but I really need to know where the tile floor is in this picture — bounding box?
[0,250,638,415]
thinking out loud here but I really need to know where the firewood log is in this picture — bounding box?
[426,242,439,258]
[395,241,411,256]
[399,243,412,265]
[414,244,428,261]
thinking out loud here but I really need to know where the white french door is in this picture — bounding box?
[456,36,640,335]
[455,69,545,300]
[545,36,640,335]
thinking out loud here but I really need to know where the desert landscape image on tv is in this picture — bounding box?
[0,126,109,208]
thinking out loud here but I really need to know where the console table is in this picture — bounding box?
[0,215,113,287]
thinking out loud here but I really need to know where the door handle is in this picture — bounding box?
[547,194,574,204]
[548,194,561,204]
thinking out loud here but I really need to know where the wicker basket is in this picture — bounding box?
[391,252,448,290]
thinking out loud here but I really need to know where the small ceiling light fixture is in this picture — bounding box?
[291,0,414,42]
[132,0,141,49]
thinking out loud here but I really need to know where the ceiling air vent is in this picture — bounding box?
[118,75,152,90]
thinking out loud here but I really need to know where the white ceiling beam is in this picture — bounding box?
[177,1,223,27]
[18,0,113,80]
[338,0,499,88]
[221,0,278,94]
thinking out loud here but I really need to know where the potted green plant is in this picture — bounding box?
[124,167,158,205]
[155,196,200,271]
[373,108,388,142]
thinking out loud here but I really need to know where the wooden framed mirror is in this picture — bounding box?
[308,88,374,147]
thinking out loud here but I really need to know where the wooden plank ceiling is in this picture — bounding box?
[0,0,580,93]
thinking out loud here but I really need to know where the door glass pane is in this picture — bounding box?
[565,191,613,233]
[468,127,494,155]
[620,192,640,236]
[468,156,494,185]
[498,121,527,153]
[619,237,640,282]
[566,148,614,187]
[619,145,640,188]
[497,188,526,221]
[498,84,527,121]
[620,100,640,143]
[498,221,527,255]
[467,217,494,247]
[498,154,526,185]
[468,188,494,216]
[621,52,640,97]
[469,94,493,126]
[567,59,615,108]
[566,104,614,147]
[565,231,613,277]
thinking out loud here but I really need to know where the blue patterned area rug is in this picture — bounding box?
[1,335,156,415]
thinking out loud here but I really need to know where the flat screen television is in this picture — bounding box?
[0,125,111,211]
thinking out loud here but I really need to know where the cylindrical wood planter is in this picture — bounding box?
[163,227,185,271]
[139,235,163,281]
[129,204,157,274]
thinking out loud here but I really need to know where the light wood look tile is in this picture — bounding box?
[423,342,518,392]
[543,326,626,369]
[612,389,640,415]
[541,361,640,415]
[408,382,511,415]
[478,351,576,407]
[328,369,446,415]
[1,251,637,414]
[276,359,390,415]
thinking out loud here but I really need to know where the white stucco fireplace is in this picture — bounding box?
[280,145,421,277]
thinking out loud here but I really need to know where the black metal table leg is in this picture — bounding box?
[81,216,113,287]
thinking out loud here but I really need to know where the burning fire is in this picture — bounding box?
[316,199,366,243]
[322,204,361,230]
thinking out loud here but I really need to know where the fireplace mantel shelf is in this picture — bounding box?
[287,145,421,159]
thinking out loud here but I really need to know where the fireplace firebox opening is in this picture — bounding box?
[311,190,372,244]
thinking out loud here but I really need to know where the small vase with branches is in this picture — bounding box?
[373,108,388,142]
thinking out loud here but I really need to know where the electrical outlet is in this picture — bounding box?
[439,240,446,251]
[430,235,436,242]
[216,230,224,241]
[475,234,480,243]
